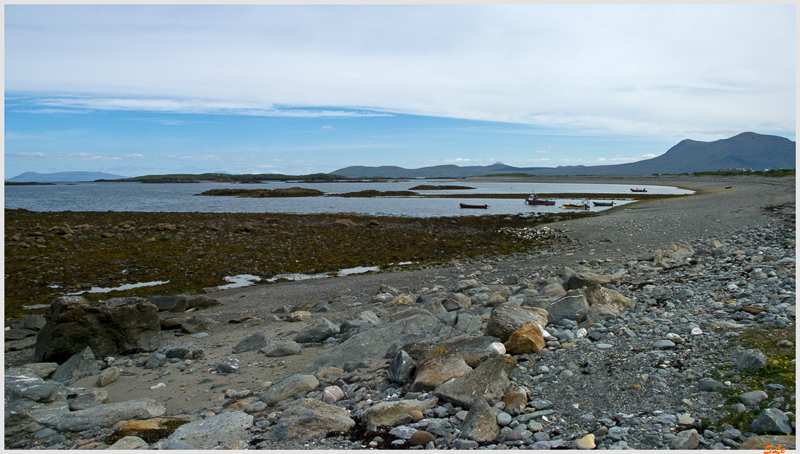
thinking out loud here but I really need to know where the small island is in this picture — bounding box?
[196,187,325,197]
[409,184,475,190]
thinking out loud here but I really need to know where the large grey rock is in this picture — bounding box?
[97,366,122,387]
[164,342,204,359]
[564,272,612,290]
[737,349,768,371]
[459,398,501,442]
[270,399,355,442]
[23,315,47,331]
[340,310,382,333]
[670,429,699,450]
[485,306,549,342]
[750,408,793,434]
[698,378,724,391]
[388,350,416,384]
[260,374,319,406]
[442,293,472,312]
[263,341,301,357]
[148,295,189,312]
[168,410,252,449]
[23,363,60,380]
[581,286,635,311]
[215,357,241,374]
[538,282,567,298]
[434,355,517,409]
[5,369,66,403]
[360,397,439,427]
[144,352,168,370]
[109,436,149,450]
[232,332,269,353]
[57,398,165,432]
[309,314,440,371]
[51,346,101,385]
[294,318,339,343]
[546,290,589,323]
[181,315,216,334]
[34,296,161,363]
[69,388,108,411]
[406,336,501,392]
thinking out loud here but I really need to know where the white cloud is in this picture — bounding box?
[322,125,333,130]
[4,5,794,142]
[11,151,121,161]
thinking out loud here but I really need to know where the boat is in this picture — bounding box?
[460,203,489,209]
[525,193,556,206]
[592,200,614,207]
[562,200,590,210]
[630,188,647,192]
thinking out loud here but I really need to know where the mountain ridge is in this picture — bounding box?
[7,171,127,182]
[333,132,795,178]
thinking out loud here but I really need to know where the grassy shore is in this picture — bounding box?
[4,209,591,320]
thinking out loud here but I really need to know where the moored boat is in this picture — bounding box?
[630,188,647,192]
[460,203,489,209]
[592,200,614,207]
[562,200,590,210]
[525,193,556,205]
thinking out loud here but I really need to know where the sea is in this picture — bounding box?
[4,180,692,217]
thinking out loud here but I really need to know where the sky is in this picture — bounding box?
[4,4,796,178]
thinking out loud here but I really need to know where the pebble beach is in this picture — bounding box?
[4,174,796,450]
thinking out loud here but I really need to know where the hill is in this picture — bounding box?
[7,171,127,183]
[332,132,795,178]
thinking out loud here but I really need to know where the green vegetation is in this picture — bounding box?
[335,190,418,197]
[409,185,476,190]
[709,325,796,432]
[4,209,587,319]
[197,187,324,197]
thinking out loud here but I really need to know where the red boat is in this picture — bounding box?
[525,193,556,206]
[460,203,489,209]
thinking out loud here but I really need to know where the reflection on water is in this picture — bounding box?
[66,280,170,295]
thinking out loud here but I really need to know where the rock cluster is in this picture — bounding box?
[4,220,796,450]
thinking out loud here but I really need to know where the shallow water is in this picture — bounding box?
[4,180,690,217]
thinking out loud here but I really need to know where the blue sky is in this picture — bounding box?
[4,4,796,178]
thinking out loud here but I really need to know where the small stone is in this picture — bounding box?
[670,429,699,450]
[408,410,423,422]
[576,434,595,450]
[653,339,675,349]
[409,430,436,446]
[740,390,769,406]
[497,412,512,426]
[736,349,768,371]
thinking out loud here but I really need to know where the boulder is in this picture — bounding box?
[57,398,165,432]
[538,282,567,298]
[459,398,501,442]
[5,369,66,403]
[564,272,612,290]
[23,315,47,331]
[23,362,59,380]
[109,436,149,450]
[504,322,545,354]
[388,350,416,384]
[51,346,101,385]
[262,341,302,357]
[739,435,796,450]
[97,366,121,387]
[670,429,699,450]
[389,294,416,306]
[69,388,108,411]
[485,306,549,342]
[232,332,270,353]
[442,293,472,311]
[148,295,189,312]
[164,342,204,359]
[167,411,252,449]
[270,399,354,442]
[340,310,382,333]
[181,315,216,334]
[434,355,517,409]
[581,286,635,311]
[546,290,589,324]
[186,295,222,310]
[750,408,793,434]
[360,397,438,427]
[308,314,440,371]
[34,296,161,363]
[411,355,473,392]
[260,374,319,406]
[294,318,339,343]
[737,349,768,372]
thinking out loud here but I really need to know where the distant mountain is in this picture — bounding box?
[332,132,796,178]
[7,171,127,182]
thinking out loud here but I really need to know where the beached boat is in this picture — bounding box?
[592,201,614,207]
[562,200,590,210]
[525,193,556,206]
[630,188,647,192]
[460,203,489,209]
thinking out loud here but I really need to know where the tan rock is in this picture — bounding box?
[409,430,436,446]
[389,294,416,306]
[411,355,473,392]
[286,311,311,322]
[504,322,545,354]
[408,410,424,422]
[360,397,439,427]
[576,433,595,449]
[501,392,527,416]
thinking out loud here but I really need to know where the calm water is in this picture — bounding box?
[4,180,691,217]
